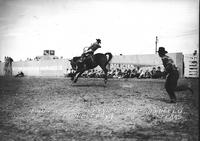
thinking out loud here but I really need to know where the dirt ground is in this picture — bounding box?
[0,76,199,141]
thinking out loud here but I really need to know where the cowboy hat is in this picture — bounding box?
[158,47,168,54]
[96,39,101,43]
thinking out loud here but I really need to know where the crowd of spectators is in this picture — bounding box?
[65,65,166,79]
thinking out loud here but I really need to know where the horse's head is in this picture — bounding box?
[68,59,76,70]
[69,56,81,70]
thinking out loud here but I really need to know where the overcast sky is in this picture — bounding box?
[0,0,199,61]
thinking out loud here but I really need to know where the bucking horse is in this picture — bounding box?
[69,52,113,84]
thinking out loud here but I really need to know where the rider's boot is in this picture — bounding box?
[83,64,87,69]
[90,55,94,63]
[80,56,85,63]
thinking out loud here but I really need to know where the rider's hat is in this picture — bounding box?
[96,39,101,44]
[158,47,168,54]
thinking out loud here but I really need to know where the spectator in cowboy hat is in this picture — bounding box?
[158,47,179,103]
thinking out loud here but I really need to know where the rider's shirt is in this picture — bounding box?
[87,42,101,53]
[161,55,177,74]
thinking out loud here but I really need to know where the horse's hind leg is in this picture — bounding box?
[101,66,108,84]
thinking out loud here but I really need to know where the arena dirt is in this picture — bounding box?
[0,77,199,140]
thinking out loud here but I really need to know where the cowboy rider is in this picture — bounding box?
[80,39,101,63]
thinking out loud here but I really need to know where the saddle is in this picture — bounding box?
[80,53,94,64]
[85,54,94,64]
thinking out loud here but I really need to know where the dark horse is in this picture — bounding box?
[69,52,113,83]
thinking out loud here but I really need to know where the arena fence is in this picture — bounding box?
[0,53,188,77]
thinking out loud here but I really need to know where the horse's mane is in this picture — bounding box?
[73,56,81,62]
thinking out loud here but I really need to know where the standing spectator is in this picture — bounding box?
[151,67,157,78]
[158,47,179,103]
[4,56,13,76]
[155,66,163,78]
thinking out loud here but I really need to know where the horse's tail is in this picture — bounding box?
[104,52,113,66]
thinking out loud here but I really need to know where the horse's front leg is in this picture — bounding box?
[71,72,76,81]
[73,70,84,83]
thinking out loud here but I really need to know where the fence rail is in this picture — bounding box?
[184,54,199,78]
